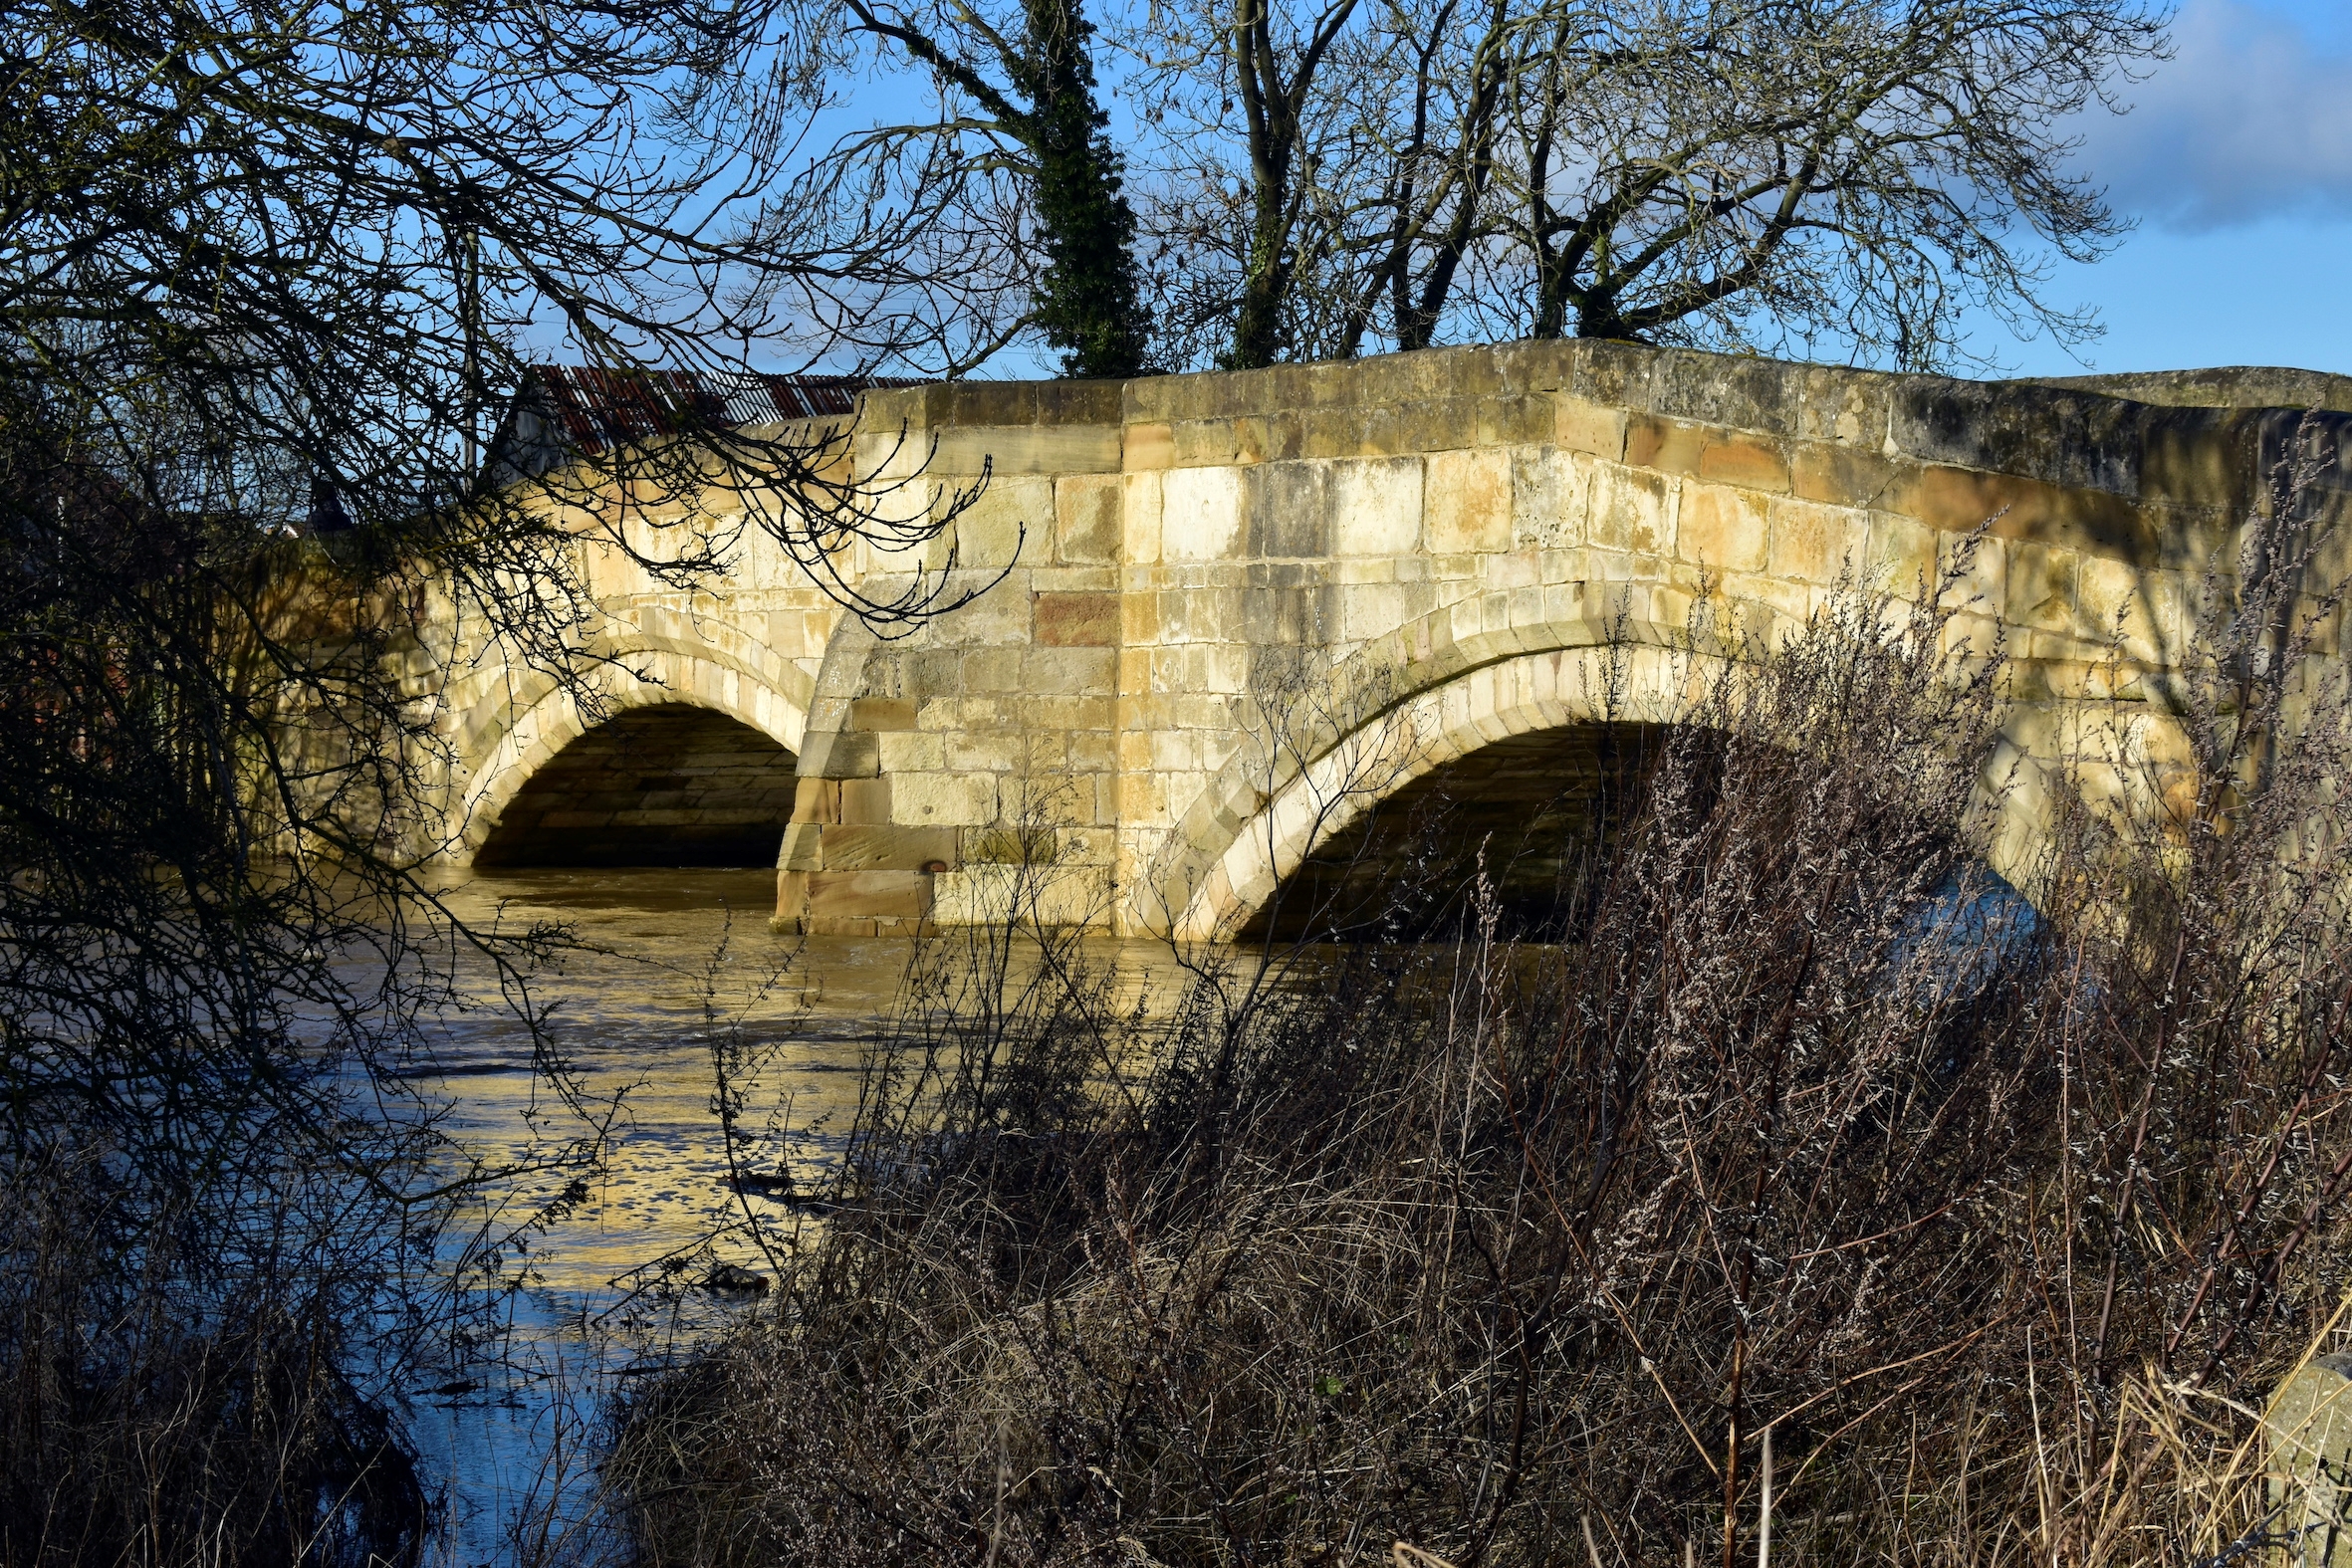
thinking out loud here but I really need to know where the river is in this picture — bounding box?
[402,868,1209,1565]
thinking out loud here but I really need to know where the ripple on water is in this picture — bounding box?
[401,868,1222,1562]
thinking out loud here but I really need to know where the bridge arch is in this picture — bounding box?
[1159,624,2099,943]
[454,643,809,865]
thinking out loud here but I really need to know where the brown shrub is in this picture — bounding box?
[607,529,2352,1567]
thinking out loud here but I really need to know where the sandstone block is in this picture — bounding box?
[1034,379,1122,424]
[947,732,1023,773]
[1899,465,2158,566]
[779,821,824,870]
[1865,512,1942,594]
[1791,441,1905,509]
[1162,466,1246,560]
[1697,432,1791,493]
[1054,474,1124,562]
[1026,646,1116,695]
[821,825,962,872]
[1513,446,1582,549]
[1766,497,1866,581]
[1724,571,1815,632]
[1330,457,1424,556]
[877,730,945,772]
[1173,419,1240,467]
[792,778,840,820]
[1794,365,1891,447]
[849,696,917,731]
[1020,694,1115,730]
[1337,580,1438,642]
[806,869,935,921]
[1427,448,1513,554]
[1655,350,1797,435]
[942,381,1036,426]
[1556,397,1627,460]
[810,730,878,779]
[2004,542,2079,632]
[931,424,1120,476]
[2075,556,2176,663]
[1023,731,1066,771]
[965,824,1062,865]
[1037,591,1120,646]
[1247,461,1330,557]
[1571,339,1658,409]
[892,771,998,824]
[1623,414,1708,476]
[834,777,890,825]
[1124,422,1173,472]
[1892,382,2141,497]
[1678,485,1769,573]
[1295,407,1364,460]
[1121,471,1163,562]
[1940,538,2006,622]
[1479,394,1555,447]
[952,570,1044,645]
[961,647,1025,692]
[1383,397,1480,453]
[1589,463,1678,557]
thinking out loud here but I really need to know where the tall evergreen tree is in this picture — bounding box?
[772,0,1158,377]
[1017,0,1152,377]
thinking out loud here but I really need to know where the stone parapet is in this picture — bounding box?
[398,339,2349,937]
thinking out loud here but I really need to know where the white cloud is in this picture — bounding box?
[2076,0,2352,231]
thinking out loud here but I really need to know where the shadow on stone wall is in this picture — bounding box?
[474,704,797,868]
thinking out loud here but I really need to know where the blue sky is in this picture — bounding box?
[1973,0,2352,375]
[648,0,2352,380]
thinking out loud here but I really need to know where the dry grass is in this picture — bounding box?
[0,1142,429,1568]
[603,487,2352,1568]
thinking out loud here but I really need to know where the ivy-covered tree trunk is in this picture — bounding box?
[1016,0,1151,379]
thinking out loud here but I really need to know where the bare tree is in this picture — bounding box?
[1493,0,2168,366]
[1125,0,2168,371]
[1123,0,1376,368]
[0,0,981,1554]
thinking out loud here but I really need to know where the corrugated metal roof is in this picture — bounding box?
[523,364,920,454]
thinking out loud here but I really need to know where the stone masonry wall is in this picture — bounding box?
[763,337,2352,939]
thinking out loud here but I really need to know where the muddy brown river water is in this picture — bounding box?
[406,868,1218,1562]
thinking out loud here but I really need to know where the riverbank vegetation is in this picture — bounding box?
[0,2,974,1561]
[605,531,2352,1567]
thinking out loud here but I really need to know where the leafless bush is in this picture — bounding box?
[602,531,2352,1567]
[0,1141,428,1568]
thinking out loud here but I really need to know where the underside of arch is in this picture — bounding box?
[1238,722,1666,940]
[1169,644,2060,942]
[473,704,798,867]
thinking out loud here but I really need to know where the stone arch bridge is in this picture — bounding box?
[422,341,2352,938]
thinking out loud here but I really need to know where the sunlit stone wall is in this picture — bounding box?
[418,339,2351,938]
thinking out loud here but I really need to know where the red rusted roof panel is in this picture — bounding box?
[526,366,920,453]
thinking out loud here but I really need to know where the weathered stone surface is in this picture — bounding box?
[412,338,2339,940]
[1427,448,1514,555]
[1036,591,1120,646]
[805,869,934,921]
[819,825,962,872]
[1161,467,1246,560]
[1331,458,1424,556]
[2265,1352,2352,1565]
